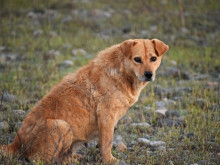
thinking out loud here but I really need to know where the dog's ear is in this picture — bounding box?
[152,39,169,56]
[120,39,138,58]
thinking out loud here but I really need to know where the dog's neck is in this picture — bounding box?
[107,64,147,104]
[94,45,148,103]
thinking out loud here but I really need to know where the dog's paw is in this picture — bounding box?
[110,159,128,165]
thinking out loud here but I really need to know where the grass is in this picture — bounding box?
[0,0,220,164]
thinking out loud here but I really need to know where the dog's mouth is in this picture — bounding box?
[138,75,155,82]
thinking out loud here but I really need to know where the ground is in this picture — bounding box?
[0,0,220,164]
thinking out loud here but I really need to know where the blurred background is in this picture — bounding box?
[0,0,220,164]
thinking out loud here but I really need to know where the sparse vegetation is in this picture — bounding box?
[0,0,220,164]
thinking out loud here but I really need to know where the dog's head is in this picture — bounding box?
[120,39,168,82]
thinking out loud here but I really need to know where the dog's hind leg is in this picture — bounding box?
[25,119,76,164]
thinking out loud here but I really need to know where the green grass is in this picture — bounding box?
[0,0,220,164]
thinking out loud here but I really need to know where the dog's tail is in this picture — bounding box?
[0,137,21,157]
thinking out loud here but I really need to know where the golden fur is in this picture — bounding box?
[0,39,168,164]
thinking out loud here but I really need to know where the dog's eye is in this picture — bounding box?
[150,56,157,62]
[134,57,142,63]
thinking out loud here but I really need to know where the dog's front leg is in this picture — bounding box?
[98,112,118,164]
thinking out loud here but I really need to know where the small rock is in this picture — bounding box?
[165,110,181,118]
[158,67,191,80]
[72,48,87,56]
[119,160,128,165]
[13,110,26,119]
[143,106,153,111]
[156,98,176,108]
[27,11,38,19]
[143,134,151,140]
[186,132,195,139]
[138,138,151,144]
[58,60,73,68]
[92,9,112,19]
[0,121,9,132]
[149,141,166,147]
[1,53,18,62]
[179,132,197,141]
[2,92,18,103]
[206,81,218,89]
[130,122,151,128]
[156,108,168,116]
[167,160,175,165]
[61,15,73,23]
[49,31,57,37]
[114,135,123,143]
[137,138,166,148]
[157,145,166,151]
[197,160,208,165]
[153,85,192,98]
[87,141,98,148]
[192,74,209,80]
[116,142,127,152]
[153,85,167,98]
[47,49,60,56]
[181,27,190,34]
[170,60,177,66]
[149,25,158,31]
[0,46,5,51]
[157,119,186,128]
[140,30,149,37]
[33,29,43,37]
[62,43,71,49]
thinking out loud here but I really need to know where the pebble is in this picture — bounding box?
[61,15,73,23]
[114,135,123,143]
[165,110,181,118]
[0,121,9,132]
[130,122,151,128]
[137,138,166,148]
[58,60,73,68]
[192,74,209,80]
[72,48,87,56]
[33,29,43,37]
[156,98,176,108]
[156,108,168,116]
[157,145,166,151]
[2,92,18,103]
[92,9,113,19]
[13,110,26,119]
[47,49,60,57]
[116,142,127,152]
[157,119,186,128]
[167,160,175,165]
[153,85,192,98]
[158,67,191,80]
[137,138,150,144]
[119,160,128,165]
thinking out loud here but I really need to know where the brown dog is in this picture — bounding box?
[0,39,168,164]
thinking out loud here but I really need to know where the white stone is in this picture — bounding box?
[130,122,151,128]
[137,138,151,145]
[156,108,168,116]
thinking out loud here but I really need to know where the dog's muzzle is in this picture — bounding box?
[139,71,154,82]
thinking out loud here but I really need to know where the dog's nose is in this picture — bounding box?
[144,71,153,80]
